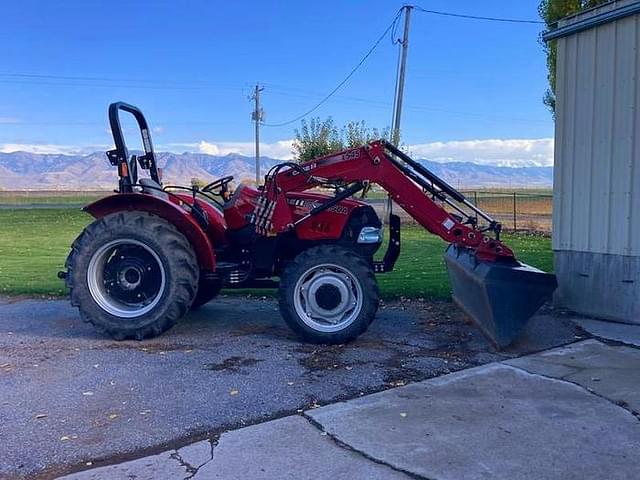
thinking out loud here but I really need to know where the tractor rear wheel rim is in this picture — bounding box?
[87,239,166,318]
[293,263,363,333]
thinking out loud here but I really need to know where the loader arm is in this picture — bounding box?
[261,140,513,263]
[260,140,557,349]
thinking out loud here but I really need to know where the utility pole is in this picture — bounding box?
[391,5,412,145]
[251,84,264,184]
[386,5,413,224]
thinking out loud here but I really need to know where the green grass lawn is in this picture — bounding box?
[0,209,91,296]
[0,208,553,299]
[0,191,108,207]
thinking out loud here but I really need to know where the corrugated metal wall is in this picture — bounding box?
[552,2,640,257]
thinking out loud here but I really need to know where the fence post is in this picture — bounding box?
[474,191,478,224]
[513,192,517,232]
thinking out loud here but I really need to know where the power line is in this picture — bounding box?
[256,86,550,125]
[0,80,242,92]
[0,5,544,132]
[262,6,541,128]
[262,9,403,128]
[7,120,245,127]
[0,73,245,91]
[0,72,238,86]
[412,6,544,25]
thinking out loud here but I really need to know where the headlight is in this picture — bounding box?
[357,226,382,244]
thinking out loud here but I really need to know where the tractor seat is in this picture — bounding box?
[139,178,169,200]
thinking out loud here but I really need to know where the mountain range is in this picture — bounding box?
[0,151,553,190]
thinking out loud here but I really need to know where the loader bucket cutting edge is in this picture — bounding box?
[444,245,557,349]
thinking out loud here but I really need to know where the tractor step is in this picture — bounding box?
[214,261,242,272]
[201,262,241,281]
[206,261,252,285]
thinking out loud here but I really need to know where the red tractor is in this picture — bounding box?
[60,102,556,348]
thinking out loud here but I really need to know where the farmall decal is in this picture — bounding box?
[326,204,349,215]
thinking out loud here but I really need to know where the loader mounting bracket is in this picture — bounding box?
[374,213,401,273]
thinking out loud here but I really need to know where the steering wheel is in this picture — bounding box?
[202,176,234,195]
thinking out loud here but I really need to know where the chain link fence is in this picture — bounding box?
[368,191,553,234]
[0,189,553,233]
[462,190,553,233]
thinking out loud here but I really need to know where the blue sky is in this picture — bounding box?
[0,0,554,166]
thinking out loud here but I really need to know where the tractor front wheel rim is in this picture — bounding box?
[87,239,166,318]
[293,263,363,333]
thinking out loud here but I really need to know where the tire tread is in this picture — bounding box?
[279,245,378,344]
[65,211,198,340]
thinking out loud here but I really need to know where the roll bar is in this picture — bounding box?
[106,102,160,189]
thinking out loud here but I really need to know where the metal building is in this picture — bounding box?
[544,0,640,323]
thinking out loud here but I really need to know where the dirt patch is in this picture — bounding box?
[204,356,262,373]
[298,349,349,372]
[229,323,292,338]
[100,342,200,353]
[293,301,475,375]
[0,294,65,304]
[376,300,483,384]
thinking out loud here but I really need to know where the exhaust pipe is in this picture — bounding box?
[444,245,557,349]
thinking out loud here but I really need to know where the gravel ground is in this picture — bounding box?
[0,295,581,479]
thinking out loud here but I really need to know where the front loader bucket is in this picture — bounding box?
[444,245,557,349]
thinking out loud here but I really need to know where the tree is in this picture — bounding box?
[191,177,207,190]
[293,118,390,162]
[292,117,343,163]
[539,0,608,115]
[342,121,390,149]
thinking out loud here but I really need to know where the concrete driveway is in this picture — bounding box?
[0,296,579,479]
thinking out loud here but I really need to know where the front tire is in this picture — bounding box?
[65,211,199,340]
[279,245,379,344]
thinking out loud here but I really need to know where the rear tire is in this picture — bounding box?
[279,245,378,344]
[65,211,199,340]
[190,278,223,310]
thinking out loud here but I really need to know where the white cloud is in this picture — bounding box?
[406,138,554,167]
[0,137,555,167]
[0,143,106,155]
[197,140,294,160]
[183,138,552,166]
[167,140,294,159]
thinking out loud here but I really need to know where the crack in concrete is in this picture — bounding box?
[169,437,218,480]
[504,363,640,422]
[169,451,198,478]
[583,333,640,351]
[204,437,218,475]
[301,412,434,480]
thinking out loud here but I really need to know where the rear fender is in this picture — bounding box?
[84,193,216,271]
[171,193,227,246]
